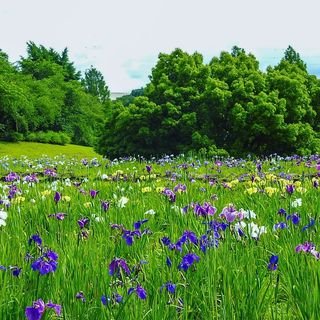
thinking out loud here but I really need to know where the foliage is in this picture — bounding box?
[25,131,71,145]
[82,66,110,103]
[97,46,320,158]
[0,43,108,147]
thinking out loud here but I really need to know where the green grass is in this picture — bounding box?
[0,154,319,319]
[0,142,99,159]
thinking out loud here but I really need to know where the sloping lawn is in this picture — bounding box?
[0,142,100,159]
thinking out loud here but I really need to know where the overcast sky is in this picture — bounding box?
[1,0,320,92]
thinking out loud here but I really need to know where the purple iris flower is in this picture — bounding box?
[302,218,315,231]
[48,213,66,220]
[160,282,176,294]
[109,258,131,276]
[24,174,39,183]
[161,237,171,246]
[81,159,88,166]
[162,188,176,202]
[75,291,86,302]
[256,162,262,172]
[207,220,228,232]
[122,231,134,246]
[8,185,20,199]
[10,266,22,277]
[113,293,123,303]
[128,285,147,300]
[194,202,217,217]
[199,234,219,252]
[287,213,300,225]
[122,229,141,246]
[296,242,315,253]
[25,299,61,320]
[54,192,61,203]
[267,255,278,271]
[178,253,200,271]
[90,189,99,198]
[286,184,295,195]
[46,302,61,316]
[179,230,198,245]
[78,218,90,229]
[133,219,148,230]
[44,168,57,177]
[273,222,287,230]
[101,295,110,305]
[220,205,240,223]
[101,201,110,212]
[296,242,320,259]
[146,165,152,173]
[102,292,123,305]
[173,184,187,193]
[278,208,287,216]
[29,234,42,246]
[5,172,20,182]
[31,250,58,275]
[25,299,45,320]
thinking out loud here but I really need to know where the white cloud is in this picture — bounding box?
[1,0,320,91]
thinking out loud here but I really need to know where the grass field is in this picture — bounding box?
[0,142,99,159]
[0,152,319,319]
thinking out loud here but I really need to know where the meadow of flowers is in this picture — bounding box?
[0,154,320,319]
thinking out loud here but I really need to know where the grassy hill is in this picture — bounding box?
[0,142,100,159]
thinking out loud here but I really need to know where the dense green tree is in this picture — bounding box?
[208,46,266,153]
[82,66,110,103]
[97,45,320,157]
[19,42,81,81]
[0,44,106,146]
[0,77,33,139]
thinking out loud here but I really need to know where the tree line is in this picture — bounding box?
[1,42,320,157]
[98,46,320,157]
[0,42,109,146]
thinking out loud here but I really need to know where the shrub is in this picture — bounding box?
[25,131,71,145]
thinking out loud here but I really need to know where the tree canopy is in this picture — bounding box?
[0,42,109,145]
[97,46,320,157]
[1,43,320,156]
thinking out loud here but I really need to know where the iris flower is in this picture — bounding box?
[178,253,200,271]
[267,255,278,271]
[194,202,217,217]
[160,282,176,294]
[54,192,61,203]
[109,258,131,276]
[28,234,42,246]
[128,285,147,300]
[31,250,58,275]
[25,299,61,320]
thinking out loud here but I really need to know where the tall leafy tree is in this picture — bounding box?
[82,66,110,103]
[19,42,81,81]
[208,46,266,153]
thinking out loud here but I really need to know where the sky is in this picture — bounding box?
[1,0,320,92]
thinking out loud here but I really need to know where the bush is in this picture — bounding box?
[25,131,71,145]
[4,132,24,142]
